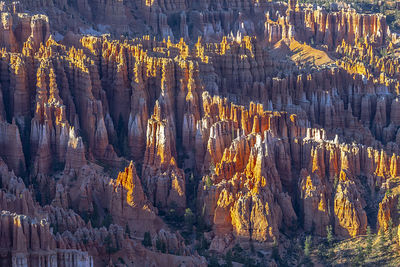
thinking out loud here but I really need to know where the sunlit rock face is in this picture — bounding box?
[0,0,400,265]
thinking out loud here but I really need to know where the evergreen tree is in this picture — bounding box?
[326,225,334,247]
[366,226,373,254]
[189,172,195,184]
[304,235,312,257]
[353,243,365,266]
[325,225,335,259]
[184,208,195,229]
[166,203,179,223]
[205,176,213,188]
[208,254,220,267]
[156,238,167,253]
[104,233,118,260]
[225,250,233,267]
[102,213,113,228]
[142,231,152,247]
[188,172,196,196]
[379,227,387,253]
[271,239,280,261]
[388,219,394,242]
[125,224,131,237]
[386,187,392,196]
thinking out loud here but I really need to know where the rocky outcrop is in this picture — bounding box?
[110,161,164,235]
[142,102,186,212]
[0,121,25,176]
[197,103,299,243]
[195,91,400,242]
[0,155,205,266]
[0,7,50,52]
[333,170,367,237]
[0,211,93,267]
[298,169,330,236]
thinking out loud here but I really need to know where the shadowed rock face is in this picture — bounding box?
[0,0,399,265]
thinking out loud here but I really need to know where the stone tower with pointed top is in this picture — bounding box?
[288,0,298,10]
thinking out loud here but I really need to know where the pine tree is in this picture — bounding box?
[205,176,213,188]
[304,235,312,257]
[102,213,113,228]
[272,239,280,261]
[104,233,118,260]
[353,243,365,266]
[326,225,333,247]
[184,208,195,229]
[379,227,387,253]
[142,231,152,247]
[125,224,131,237]
[208,254,219,267]
[366,226,373,254]
[388,219,394,242]
[156,238,167,253]
[225,250,233,267]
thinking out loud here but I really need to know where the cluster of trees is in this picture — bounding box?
[312,210,399,267]
[104,234,119,261]
[350,221,395,266]
[80,205,113,229]
[142,231,168,253]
